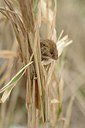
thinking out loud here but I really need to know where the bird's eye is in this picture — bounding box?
[50,51,53,55]
[50,51,54,58]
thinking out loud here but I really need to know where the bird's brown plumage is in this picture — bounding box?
[40,39,58,61]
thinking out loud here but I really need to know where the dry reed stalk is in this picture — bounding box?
[0,50,17,58]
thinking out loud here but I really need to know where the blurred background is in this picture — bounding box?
[0,0,85,128]
[57,0,85,128]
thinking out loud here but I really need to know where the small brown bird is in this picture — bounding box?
[40,39,58,64]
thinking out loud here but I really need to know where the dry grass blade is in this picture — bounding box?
[0,84,15,103]
[0,61,33,93]
[0,1,26,62]
[32,79,36,127]
[0,50,17,59]
[57,34,72,57]
[4,0,14,11]
[63,95,75,128]
[0,61,33,103]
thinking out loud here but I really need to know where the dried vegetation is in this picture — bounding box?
[0,0,72,128]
